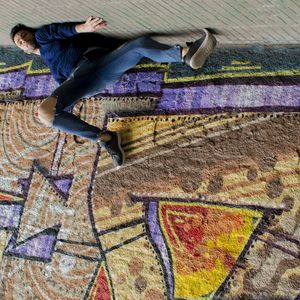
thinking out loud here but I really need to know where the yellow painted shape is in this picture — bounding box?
[101,112,253,166]
[133,62,300,83]
[222,169,250,186]
[194,154,300,209]
[215,215,255,254]
[222,180,266,196]
[275,155,299,171]
[231,60,251,65]
[221,65,261,71]
[99,111,281,168]
[0,231,11,262]
[216,157,299,198]
[166,69,300,83]
[100,223,144,250]
[105,236,165,299]
[175,258,230,299]
[108,112,252,134]
[158,201,262,299]
[0,60,49,74]
[93,202,144,230]
[1,60,299,84]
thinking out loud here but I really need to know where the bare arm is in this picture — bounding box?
[75,16,107,33]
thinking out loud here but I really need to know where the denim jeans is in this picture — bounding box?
[51,37,182,141]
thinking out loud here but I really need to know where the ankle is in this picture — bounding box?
[181,47,189,58]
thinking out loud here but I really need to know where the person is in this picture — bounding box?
[10,16,217,167]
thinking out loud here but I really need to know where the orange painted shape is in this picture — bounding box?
[160,203,250,275]
[159,201,263,298]
[0,192,22,201]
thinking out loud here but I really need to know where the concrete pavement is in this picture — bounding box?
[0,0,299,46]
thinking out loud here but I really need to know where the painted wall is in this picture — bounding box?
[0,46,299,299]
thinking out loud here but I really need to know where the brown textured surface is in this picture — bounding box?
[95,114,300,201]
[93,112,300,298]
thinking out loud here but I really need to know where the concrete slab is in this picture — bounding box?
[0,0,299,46]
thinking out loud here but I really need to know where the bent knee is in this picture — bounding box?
[38,96,57,127]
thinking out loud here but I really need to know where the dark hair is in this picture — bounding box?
[10,24,37,43]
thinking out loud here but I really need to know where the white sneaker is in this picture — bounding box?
[183,29,217,69]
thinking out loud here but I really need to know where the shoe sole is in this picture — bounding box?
[115,132,125,167]
[189,29,217,70]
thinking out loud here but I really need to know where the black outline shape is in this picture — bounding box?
[97,217,145,236]
[57,239,99,247]
[2,160,73,262]
[4,226,59,263]
[54,248,100,262]
[103,232,147,254]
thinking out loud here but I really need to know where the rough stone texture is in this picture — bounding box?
[0,0,299,46]
[0,44,299,299]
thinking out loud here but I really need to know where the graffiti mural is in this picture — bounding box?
[0,45,299,299]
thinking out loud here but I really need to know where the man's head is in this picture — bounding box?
[10,24,38,54]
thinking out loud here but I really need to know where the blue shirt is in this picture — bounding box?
[35,22,88,84]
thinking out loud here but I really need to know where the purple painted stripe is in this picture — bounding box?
[0,70,27,90]
[0,205,22,228]
[6,234,56,259]
[147,201,174,298]
[158,85,300,110]
[23,75,58,97]
[103,71,163,94]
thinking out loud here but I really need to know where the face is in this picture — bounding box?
[13,30,37,53]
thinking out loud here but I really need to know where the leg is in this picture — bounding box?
[38,70,104,141]
[68,36,183,98]
[39,35,212,140]
[38,96,102,142]
[38,95,124,167]
[38,96,112,142]
[39,37,182,140]
[92,36,182,76]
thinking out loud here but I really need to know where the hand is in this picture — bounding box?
[75,16,107,33]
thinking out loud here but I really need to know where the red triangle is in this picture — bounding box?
[89,264,112,300]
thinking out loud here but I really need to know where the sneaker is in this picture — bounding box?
[98,131,125,167]
[183,29,217,69]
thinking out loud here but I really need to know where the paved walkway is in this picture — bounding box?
[0,0,299,45]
